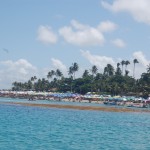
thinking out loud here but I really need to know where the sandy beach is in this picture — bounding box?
[2,101,150,113]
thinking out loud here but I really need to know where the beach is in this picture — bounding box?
[1,90,150,113]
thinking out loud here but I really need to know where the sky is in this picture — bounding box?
[0,0,150,89]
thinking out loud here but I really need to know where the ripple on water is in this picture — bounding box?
[0,98,150,150]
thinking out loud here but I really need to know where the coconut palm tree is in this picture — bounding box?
[68,66,73,77]
[72,62,79,79]
[121,60,125,75]
[82,69,89,78]
[147,63,150,73]
[90,65,98,93]
[55,69,63,90]
[115,67,122,76]
[117,63,120,68]
[125,60,130,70]
[68,66,74,92]
[115,63,121,76]
[104,64,114,76]
[91,65,98,77]
[125,70,129,76]
[47,70,55,81]
[133,59,139,78]
[30,76,37,90]
[55,69,63,80]
[104,66,108,76]
[47,72,52,81]
[107,64,114,76]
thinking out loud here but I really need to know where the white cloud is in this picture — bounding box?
[98,20,117,32]
[51,58,68,76]
[37,25,58,44]
[71,20,88,30]
[59,20,105,46]
[133,51,150,67]
[101,0,150,25]
[111,38,126,48]
[37,20,117,47]
[80,50,115,72]
[0,59,38,89]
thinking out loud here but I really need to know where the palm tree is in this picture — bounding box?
[27,80,32,90]
[30,76,37,90]
[47,72,51,80]
[117,63,120,68]
[91,65,98,77]
[47,70,55,81]
[115,63,121,76]
[133,59,139,78]
[90,65,98,93]
[115,67,122,76]
[125,60,130,70]
[68,66,73,77]
[82,69,89,78]
[68,66,74,92]
[107,64,114,76]
[55,69,63,90]
[55,69,63,80]
[104,64,114,76]
[12,81,21,91]
[125,70,129,76]
[104,66,108,76]
[72,62,79,79]
[147,63,150,73]
[121,60,125,75]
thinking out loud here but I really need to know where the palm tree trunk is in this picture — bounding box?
[133,63,135,78]
[122,65,123,75]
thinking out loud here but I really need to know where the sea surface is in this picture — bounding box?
[0,98,150,150]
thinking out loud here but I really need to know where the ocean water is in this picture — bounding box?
[0,98,150,150]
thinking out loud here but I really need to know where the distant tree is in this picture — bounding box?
[125,70,129,76]
[27,80,32,90]
[47,70,55,81]
[121,60,125,75]
[125,60,130,70]
[107,64,114,76]
[82,69,89,78]
[104,64,114,76]
[115,63,122,76]
[72,62,79,79]
[68,66,74,77]
[30,76,37,90]
[91,65,98,77]
[133,59,139,78]
[104,66,108,76]
[55,69,63,79]
[147,63,150,73]
[90,65,98,93]
[68,66,74,92]
[117,63,120,68]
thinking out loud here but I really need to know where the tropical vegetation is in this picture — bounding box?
[12,60,150,98]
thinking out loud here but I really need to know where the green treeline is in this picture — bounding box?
[12,60,150,98]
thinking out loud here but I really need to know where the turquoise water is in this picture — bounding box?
[0,98,150,150]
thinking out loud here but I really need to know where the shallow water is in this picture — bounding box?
[0,98,150,150]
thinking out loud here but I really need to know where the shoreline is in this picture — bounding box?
[2,101,150,113]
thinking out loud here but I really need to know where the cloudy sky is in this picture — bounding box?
[0,0,150,89]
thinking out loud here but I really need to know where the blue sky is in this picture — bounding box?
[0,0,150,89]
